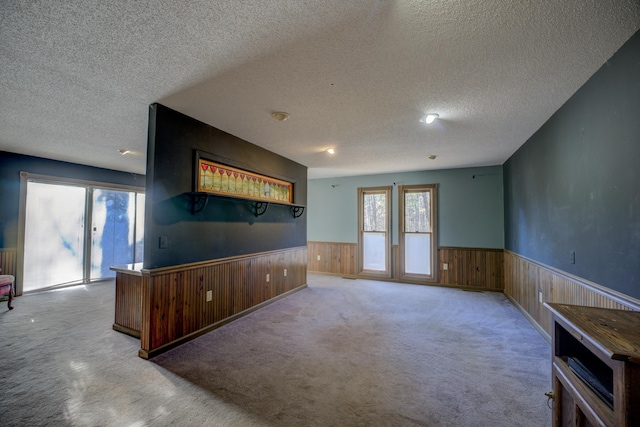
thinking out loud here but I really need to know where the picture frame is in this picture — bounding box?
[194,151,294,204]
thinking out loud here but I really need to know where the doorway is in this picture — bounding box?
[19,175,144,293]
[357,186,392,278]
[398,184,438,282]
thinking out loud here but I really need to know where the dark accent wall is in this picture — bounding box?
[144,104,307,269]
[0,151,144,248]
[504,30,640,299]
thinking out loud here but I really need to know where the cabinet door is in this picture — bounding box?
[554,373,604,427]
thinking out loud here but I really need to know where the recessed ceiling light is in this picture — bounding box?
[425,114,439,124]
[326,148,335,154]
[271,112,290,121]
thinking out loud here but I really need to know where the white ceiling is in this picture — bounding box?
[2,1,639,179]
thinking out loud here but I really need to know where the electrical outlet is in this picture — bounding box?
[443,263,448,271]
[570,251,575,264]
[284,268,287,277]
[206,290,212,302]
[266,273,270,282]
[317,255,321,261]
[538,291,543,303]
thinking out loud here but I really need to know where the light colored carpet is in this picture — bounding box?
[0,274,551,426]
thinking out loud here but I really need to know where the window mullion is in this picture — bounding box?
[83,187,94,283]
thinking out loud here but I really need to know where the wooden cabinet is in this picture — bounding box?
[545,303,640,427]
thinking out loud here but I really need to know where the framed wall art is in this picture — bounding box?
[196,156,293,204]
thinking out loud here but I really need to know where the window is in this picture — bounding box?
[398,184,438,282]
[17,173,144,293]
[358,186,391,278]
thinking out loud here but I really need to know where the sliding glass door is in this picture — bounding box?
[21,176,144,292]
[90,189,138,280]
[23,182,86,292]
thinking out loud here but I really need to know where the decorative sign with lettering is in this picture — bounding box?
[197,158,293,204]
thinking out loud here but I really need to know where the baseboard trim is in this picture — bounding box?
[308,270,357,279]
[308,271,502,292]
[113,323,140,339]
[138,284,308,359]
[505,294,551,344]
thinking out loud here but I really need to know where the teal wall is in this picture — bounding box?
[308,165,504,248]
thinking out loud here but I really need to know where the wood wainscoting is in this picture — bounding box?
[438,247,504,291]
[0,248,17,277]
[113,268,143,338]
[114,246,307,359]
[308,241,503,290]
[504,250,640,340]
[307,241,357,277]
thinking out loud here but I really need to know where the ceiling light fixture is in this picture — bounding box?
[271,112,290,121]
[427,155,437,160]
[326,148,335,154]
[425,114,439,124]
[118,149,131,155]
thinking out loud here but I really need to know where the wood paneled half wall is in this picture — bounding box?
[307,241,357,277]
[438,247,503,291]
[0,248,17,278]
[113,246,307,359]
[504,250,640,341]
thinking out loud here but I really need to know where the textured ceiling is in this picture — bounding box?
[2,1,639,179]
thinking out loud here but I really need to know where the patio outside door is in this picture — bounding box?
[21,178,144,292]
[23,181,86,291]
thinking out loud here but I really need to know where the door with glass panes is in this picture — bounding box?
[357,186,391,278]
[398,184,437,282]
[21,177,144,293]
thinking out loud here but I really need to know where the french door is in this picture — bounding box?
[19,174,144,293]
[398,184,438,282]
[358,186,391,278]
